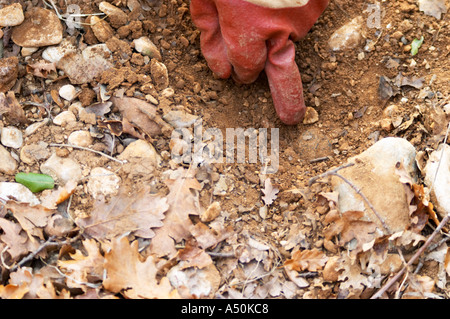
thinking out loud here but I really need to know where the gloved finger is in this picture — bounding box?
[190,0,232,79]
[215,0,267,84]
[265,37,306,125]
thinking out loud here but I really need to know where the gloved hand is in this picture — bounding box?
[190,0,329,125]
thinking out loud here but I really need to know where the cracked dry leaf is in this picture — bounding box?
[284,248,328,272]
[58,239,105,289]
[0,217,39,261]
[76,186,168,240]
[262,178,279,206]
[103,236,179,299]
[149,169,202,257]
[6,201,55,241]
[110,96,163,138]
[0,91,29,125]
[324,210,378,255]
[0,267,70,299]
[26,60,57,78]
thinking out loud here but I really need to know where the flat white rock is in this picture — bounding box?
[40,153,82,184]
[1,126,23,149]
[0,182,40,206]
[0,3,24,27]
[87,167,121,199]
[332,137,418,233]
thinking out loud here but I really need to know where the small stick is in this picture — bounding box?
[49,143,124,164]
[371,213,450,299]
[8,236,57,272]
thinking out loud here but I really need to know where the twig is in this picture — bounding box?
[49,143,124,164]
[371,213,450,299]
[9,236,57,272]
[309,163,391,233]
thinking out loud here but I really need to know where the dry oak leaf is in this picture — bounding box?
[0,91,29,125]
[58,239,105,289]
[0,267,70,299]
[26,60,57,78]
[6,201,55,241]
[262,178,279,206]
[284,248,328,272]
[149,170,203,257]
[75,186,168,240]
[324,210,378,254]
[0,217,39,261]
[110,96,163,137]
[103,236,180,299]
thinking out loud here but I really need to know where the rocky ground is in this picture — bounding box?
[0,0,449,299]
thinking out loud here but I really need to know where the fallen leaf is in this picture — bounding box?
[15,172,55,193]
[284,248,328,272]
[324,210,378,255]
[103,236,179,299]
[0,217,38,261]
[6,201,55,240]
[110,96,163,137]
[167,263,220,298]
[75,186,168,240]
[149,168,203,257]
[0,91,29,125]
[58,239,105,289]
[419,0,447,19]
[26,60,56,78]
[177,237,213,269]
[84,101,112,117]
[39,179,78,210]
[262,178,279,206]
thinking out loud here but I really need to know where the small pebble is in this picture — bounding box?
[0,182,40,206]
[59,84,78,101]
[40,153,83,184]
[53,111,77,126]
[1,126,23,149]
[87,167,121,199]
[67,130,93,148]
[0,3,24,27]
[0,145,17,174]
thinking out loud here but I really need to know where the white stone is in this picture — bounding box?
[0,182,40,206]
[118,139,161,166]
[1,126,23,149]
[24,119,50,136]
[56,44,113,84]
[20,142,50,165]
[21,47,39,57]
[332,137,418,233]
[0,3,24,27]
[40,153,82,185]
[59,84,78,101]
[163,110,199,128]
[42,39,77,63]
[329,16,364,51]
[0,145,17,174]
[133,36,162,61]
[11,7,63,47]
[53,111,76,126]
[87,167,121,199]
[67,130,93,148]
[424,144,450,218]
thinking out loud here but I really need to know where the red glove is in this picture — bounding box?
[190,0,328,125]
